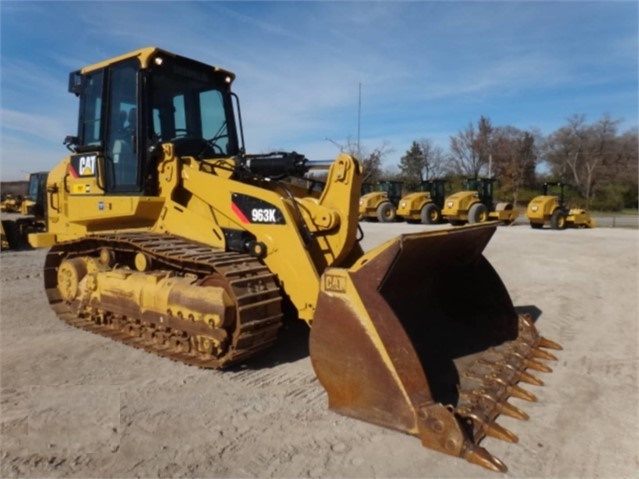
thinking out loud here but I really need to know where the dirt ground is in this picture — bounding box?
[1,222,637,479]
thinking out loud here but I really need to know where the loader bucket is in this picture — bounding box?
[309,223,561,472]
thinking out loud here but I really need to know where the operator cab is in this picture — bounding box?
[466,177,496,210]
[377,180,404,206]
[26,172,48,218]
[419,179,447,207]
[65,47,242,194]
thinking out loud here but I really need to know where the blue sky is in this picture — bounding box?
[1,1,637,181]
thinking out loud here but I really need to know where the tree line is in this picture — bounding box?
[351,114,638,211]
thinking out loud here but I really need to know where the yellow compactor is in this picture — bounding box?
[527,182,596,229]
[358,180,403,222]
[29,47,561,472]
[442,178,519,226]
[396,179,447,224]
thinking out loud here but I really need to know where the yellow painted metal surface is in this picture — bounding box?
[358,191,390,218]
[441,190,476,220]
[396,192,432,220]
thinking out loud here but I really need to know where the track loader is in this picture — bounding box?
[29,47,560,472]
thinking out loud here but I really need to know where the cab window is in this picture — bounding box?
[105,60,139,191]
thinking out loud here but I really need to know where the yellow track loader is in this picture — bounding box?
[29,47,560,472]
[442,178,519,226]
[526,182,596,229]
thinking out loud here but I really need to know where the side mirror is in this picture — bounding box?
[63,135,79,152]
[68,71,84,96]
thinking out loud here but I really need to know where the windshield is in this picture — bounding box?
[466,178,479,191]
[149,60,237,156]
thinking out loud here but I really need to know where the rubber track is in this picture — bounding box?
[45,232,284,369]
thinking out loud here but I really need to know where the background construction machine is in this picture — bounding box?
[396,179,447,224]
[0,171,48,250]
[1,193,23,213]
[526,182,596,229]
[442,177,519,226]
[27,47,560,472]
[358,180,403,222]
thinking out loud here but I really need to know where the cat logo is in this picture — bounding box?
[78,155,97,176]
[324,273,346,293]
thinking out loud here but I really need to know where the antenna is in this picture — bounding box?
[357,82,362,160]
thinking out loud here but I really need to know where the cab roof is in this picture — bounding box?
[78,46,236,81]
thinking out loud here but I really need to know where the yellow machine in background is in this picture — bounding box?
[1,193,22,213]
[358,180,403,222]
[526,182,596,229]
[29,47,561,472]
[442,178,519,226]
[0,171,48,250]
[396,179,447,224]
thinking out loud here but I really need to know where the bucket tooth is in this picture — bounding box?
[462,445,508,473]
[509,383,538,402]
[518,370,544,386]
[539,336,562,350]
[472,372,538,402]
[525,358,553,373]
[458,408,518,444]
[476,359,539,388]
[459,388,529,421]
[531,347,558,361]
[485,420,519,443]
[499,400,530,421]
[499,349,552,373]
[520,316,562,351]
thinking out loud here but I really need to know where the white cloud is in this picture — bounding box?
[0,1,635,181]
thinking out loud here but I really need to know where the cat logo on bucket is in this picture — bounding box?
[324,274,346,293]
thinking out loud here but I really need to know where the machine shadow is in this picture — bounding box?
[230,317,311,371]
[230,306,544,381]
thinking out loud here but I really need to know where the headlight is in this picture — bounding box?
[531,205,538,212]
[447,201,453,207]
[400,202,406,208]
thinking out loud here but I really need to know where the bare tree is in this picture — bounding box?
[474,116,495,174]
[611,128,639,186]
[448,117,494,178]
[418,139,447,180]
[343,137,393,185]
[544,114,621,205]
[491,126,538,203]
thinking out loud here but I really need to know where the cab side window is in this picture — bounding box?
[106,61,138,191]
[78,72,103,148]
